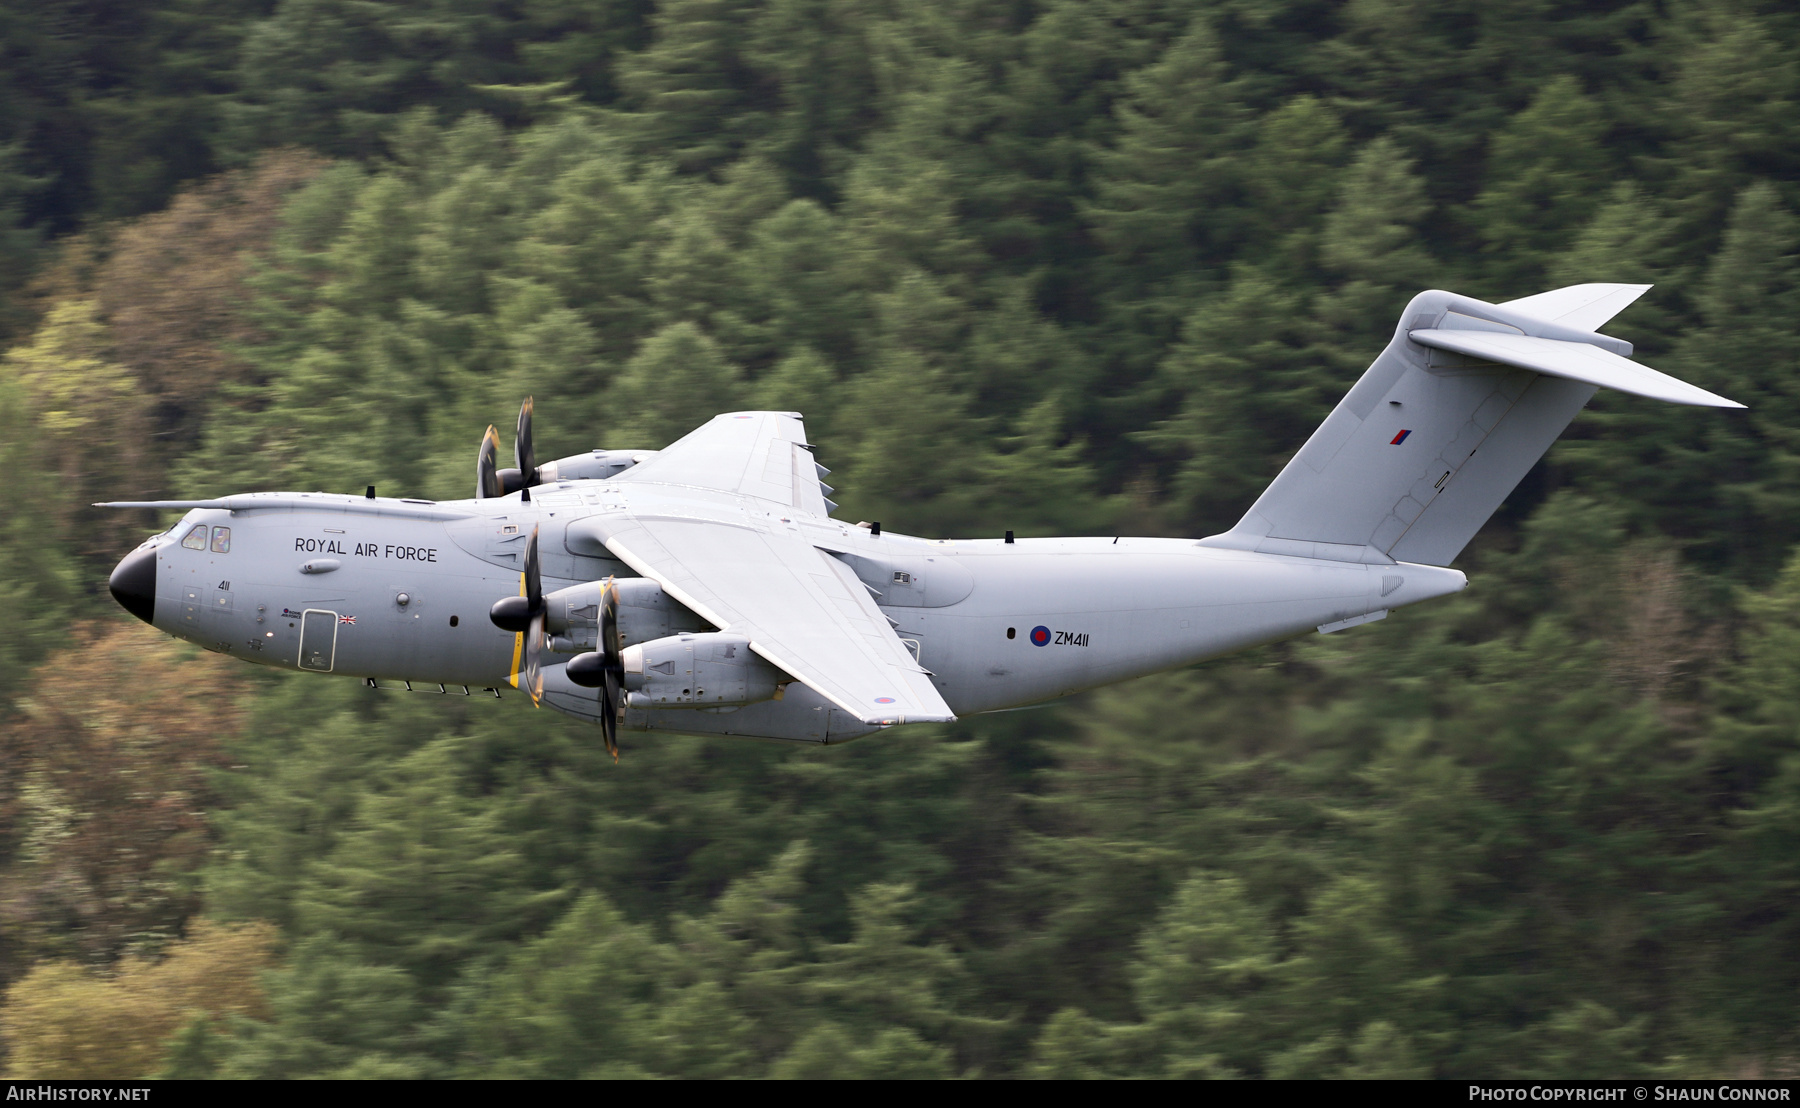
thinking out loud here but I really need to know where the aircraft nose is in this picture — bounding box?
[108,546,158,625]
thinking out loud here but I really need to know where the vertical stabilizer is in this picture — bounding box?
[1199,287,1740,567]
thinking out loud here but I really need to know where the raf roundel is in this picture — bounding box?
[874,697,896,704]
[1030,625,1051,647]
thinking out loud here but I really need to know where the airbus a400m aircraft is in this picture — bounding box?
[105,285,1740,755]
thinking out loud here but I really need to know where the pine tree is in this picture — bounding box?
[1560,183,1800,578]
[1086,18,1248,350]
[1470,75,1614,293]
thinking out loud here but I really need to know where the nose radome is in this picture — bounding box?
[109,546,158,625]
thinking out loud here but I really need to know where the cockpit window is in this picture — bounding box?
[210,526,232,553]
[181,525,208,550]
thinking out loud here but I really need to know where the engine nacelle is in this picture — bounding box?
[621,632,788,708]
[543,577,708,653]
[536,449,660,483]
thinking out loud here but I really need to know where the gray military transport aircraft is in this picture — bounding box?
[104,285,1741,757]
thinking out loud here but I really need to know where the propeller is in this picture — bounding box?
[474,398,539,499]
[565,579,623,761]
[488,526,546,706]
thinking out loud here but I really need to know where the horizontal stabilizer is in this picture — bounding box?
[1410,329,1743,408]
[1499,283,1651,331]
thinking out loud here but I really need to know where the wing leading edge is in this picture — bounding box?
[585,516,955,726]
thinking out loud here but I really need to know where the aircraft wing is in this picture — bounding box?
[591,515,955,725]
[584,410,950,725]
[616,411,835,515]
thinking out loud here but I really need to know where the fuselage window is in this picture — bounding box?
[210,526,232,553]
[180,525,208,550]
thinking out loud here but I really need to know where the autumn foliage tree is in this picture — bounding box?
[0,624,245,986]
[0,920,276,1079]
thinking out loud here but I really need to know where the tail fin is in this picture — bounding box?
[1200,285,1743,568]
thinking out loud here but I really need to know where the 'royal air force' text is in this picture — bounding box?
[295,537,437,562]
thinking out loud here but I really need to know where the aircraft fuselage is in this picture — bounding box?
[112,479,1465,744]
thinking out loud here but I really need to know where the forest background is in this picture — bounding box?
[2,0,1800,1079]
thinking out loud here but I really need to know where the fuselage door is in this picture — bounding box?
[299,609,339,672]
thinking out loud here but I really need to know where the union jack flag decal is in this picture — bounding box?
[339,614,356,625]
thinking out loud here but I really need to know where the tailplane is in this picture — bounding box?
[1200,285,1743,568]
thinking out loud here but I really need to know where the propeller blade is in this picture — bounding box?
[523,610,545,707]
[524,528,543,708]
[476,425,503,499]
[515,396,538,487]
[601,579,620,662]
[601,668,620,761]
[524,525,542,613]
[600,580,621,761]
